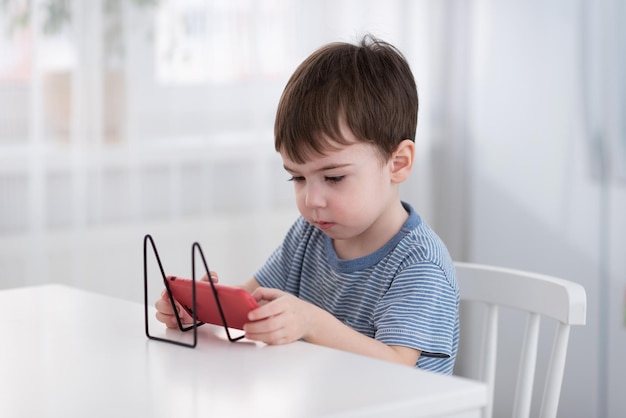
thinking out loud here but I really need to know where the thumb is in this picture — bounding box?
[200,271,219,283]
[251,287,284,303]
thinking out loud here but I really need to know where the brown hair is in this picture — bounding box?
[274,35,418,164]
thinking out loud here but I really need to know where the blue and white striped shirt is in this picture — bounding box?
[255,202,459,374]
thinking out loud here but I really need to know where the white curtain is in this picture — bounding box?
[0,0,437,302]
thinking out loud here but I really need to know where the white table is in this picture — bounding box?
[0,285,487,418]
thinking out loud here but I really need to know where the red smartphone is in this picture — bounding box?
[166,276,259,330]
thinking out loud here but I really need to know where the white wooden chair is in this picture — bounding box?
[453,262,587,418]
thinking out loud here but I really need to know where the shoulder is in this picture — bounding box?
[284,216,322,243]
[393,203,456,286]
[255,216,326,292]
[280,216,326,256]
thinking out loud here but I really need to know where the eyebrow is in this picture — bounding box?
[283,163,353,173]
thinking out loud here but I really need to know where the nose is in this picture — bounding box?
[303,181,326,209]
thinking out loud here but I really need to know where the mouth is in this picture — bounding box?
[314,220,335,231]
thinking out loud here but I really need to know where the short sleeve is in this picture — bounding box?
[374,262,458,359]
[254,217,314,295]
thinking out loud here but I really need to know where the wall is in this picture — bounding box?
[445,1,625,417]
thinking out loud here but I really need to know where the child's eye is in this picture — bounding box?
[325,176,344,184]
[288,176,305,183]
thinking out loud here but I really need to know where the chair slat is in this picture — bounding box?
[539,323,571,418]
[479,304,499,418]
[513,312,541,418]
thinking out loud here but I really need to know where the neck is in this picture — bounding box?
[333,201,409,260]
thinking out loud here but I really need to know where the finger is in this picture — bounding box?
[200,271,219,283]
[244,323,290,345]
[155,311,178,328]
[157,310,195,328]
[160,288,185,305]
[244,315,284,334]
[155,301,193,324]
[247,300,292,323]
[159,288,190,312]
[250,287,283,303]
[247,291,288,322]
[155,297,177,315]
[156,297,190,323]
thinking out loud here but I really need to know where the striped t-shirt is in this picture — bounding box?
[255,202,459,374]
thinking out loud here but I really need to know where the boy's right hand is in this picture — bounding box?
[154,271,219,328]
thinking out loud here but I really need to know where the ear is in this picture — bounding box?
[389,139,415,183]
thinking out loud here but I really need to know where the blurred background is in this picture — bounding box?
[0,0,624,417]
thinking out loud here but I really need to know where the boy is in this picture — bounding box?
[155,35,459,374]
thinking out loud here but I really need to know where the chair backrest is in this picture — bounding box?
[453,262,587,418]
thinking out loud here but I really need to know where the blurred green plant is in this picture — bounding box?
[0,0,158,36]
[1,0,158,63]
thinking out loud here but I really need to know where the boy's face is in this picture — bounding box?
[280,124,403,249]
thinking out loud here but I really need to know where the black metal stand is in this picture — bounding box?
[143,234,244,348]
[191,242,244,342]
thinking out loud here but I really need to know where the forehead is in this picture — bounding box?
[280,140,379,171]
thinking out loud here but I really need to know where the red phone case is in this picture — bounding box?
[166,276,259,330]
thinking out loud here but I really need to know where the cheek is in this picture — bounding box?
[337,179,388,216]
[293,186,308,210]
[330,188,368,217]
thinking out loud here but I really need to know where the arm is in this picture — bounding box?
[244,287,421,367]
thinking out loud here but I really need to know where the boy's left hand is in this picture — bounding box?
[244,287,316,345]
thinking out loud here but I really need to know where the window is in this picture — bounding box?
[155,0,289,84]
